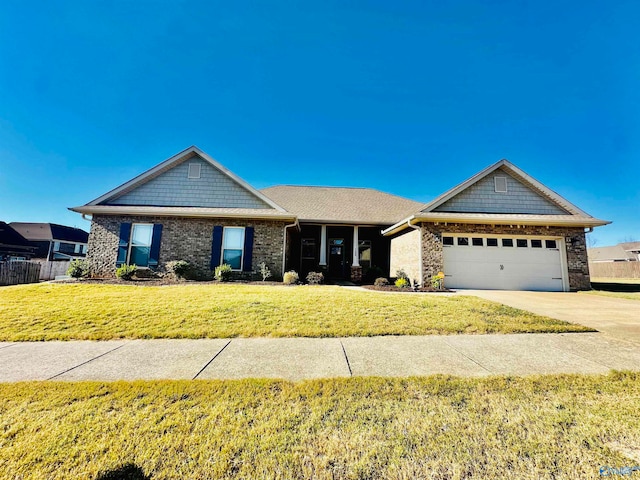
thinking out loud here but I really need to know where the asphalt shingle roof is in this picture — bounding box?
[260,186,424,224]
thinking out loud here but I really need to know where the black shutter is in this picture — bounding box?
[210,226,223,269]
[147,224,163,268]
[242,226,254,272]
[116,223,132,267]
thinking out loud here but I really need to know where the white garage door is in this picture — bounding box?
[442,234,566,291]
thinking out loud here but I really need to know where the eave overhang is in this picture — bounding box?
[69,205,297,221]
[382,213,612,236]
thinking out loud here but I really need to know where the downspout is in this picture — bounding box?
[282,219,299,277]
[407,219,423,287]
[81,214,92,222]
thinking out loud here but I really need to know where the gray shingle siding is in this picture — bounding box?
[433,168,569,215]
[105,157,271,209]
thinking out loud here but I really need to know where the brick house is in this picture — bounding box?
[71,147,609,291]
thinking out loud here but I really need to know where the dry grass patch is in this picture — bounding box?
[0,283,591,341]
[583,290,640,301]
[0,372,639,479]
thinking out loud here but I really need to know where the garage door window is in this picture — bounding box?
[531,239,542,248]
[517,239,528,248]
[502,239,514,247]
[546,240,557,249]
[472,238,484,246]
[458,237,469,246]
[443,236,454,246]
[487,238,498,247]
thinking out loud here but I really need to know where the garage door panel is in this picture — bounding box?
[442,236,565,292]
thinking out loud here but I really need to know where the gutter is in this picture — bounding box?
[282,219,299,275]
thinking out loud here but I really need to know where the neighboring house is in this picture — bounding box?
[10,223,89,280]
[589,242,640,263]
[0,222,35,261]
[10,223,89,260]
[71,146,609,291]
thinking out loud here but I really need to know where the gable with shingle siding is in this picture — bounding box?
[432,167,569,215]
[104,155,272,209]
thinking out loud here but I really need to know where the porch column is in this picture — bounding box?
[319,225,327,266]
[352,226,360,267]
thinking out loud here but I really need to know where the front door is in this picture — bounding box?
[328,238,345,278]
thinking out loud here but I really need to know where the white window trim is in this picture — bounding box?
[494,176,508,193]
[221,226,245,272]
[188,163,202,179]
[128,223,154,267]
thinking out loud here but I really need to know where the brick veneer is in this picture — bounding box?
[418,223,590,291]
[87,215,288,278]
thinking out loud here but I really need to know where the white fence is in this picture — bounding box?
[31,259,70,280]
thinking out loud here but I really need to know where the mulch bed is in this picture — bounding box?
[362,285,452,293]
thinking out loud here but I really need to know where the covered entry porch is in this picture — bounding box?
[286,224,390,282]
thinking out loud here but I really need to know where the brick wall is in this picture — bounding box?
[87,215,287,278]
[417,223,590,291]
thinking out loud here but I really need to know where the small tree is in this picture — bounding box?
[258,262,272,282]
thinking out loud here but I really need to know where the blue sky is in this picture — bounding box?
[1,0,638,246]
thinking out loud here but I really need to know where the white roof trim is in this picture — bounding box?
[419,159,590,216]
[70,205,296,220]
[86,146,288,212]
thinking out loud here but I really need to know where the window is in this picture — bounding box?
[531,239,542,248]
[188,163,201,179]
[53,241,60,251]
[358,240,372,268]
[487,238,498,247]
[502,238,514,247]
[472,237,484,246]
[443,236,454,246]
[517,239,528,248]
[117,223,163,269]
[129,224,154,267]
[494,176,507,193]
[222,227,245,270]
[545,240,557,249]
[301,238,317,260]
[457,237,469,246]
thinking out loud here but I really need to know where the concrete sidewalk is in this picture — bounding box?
[2,332,640,382]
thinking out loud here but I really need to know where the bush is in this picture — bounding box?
[363,265,384,283]
[374,277,389,287]
[258,262,272,282]
[395,277,409,289]
[67,259,89,278]
[214,264,233,282]
[306,271,324,285]
[116,264,137,280]
[166,260,193,280]
[395,269,409,281]
[283,270,299,285]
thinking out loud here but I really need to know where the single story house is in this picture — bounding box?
[71,146,609,291]
[588,242,640,263]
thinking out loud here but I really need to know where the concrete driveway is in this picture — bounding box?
[464,290,640,344]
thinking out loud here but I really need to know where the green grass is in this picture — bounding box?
[1,373,639,479]
[591,277,640,284]
[583,290,640,301]
[0,283,590,341]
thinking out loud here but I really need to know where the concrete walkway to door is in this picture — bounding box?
[463,290,640,344]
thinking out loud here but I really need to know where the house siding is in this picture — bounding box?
[87,215,287,278]
[434,168,568,215]
[105,156,271,209]
[415,223,590,291]
[389,228,421,284]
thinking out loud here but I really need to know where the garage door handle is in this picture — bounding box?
[552,277,562,280]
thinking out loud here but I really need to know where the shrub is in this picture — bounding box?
[363,265,384,283]
[395,277,409,289]
[258,262,272,282]
[306,271,324,285]
[431,271,445,290]
[67,259,89,278]
[214,264,233,282]
[166,260,193,280]
[395,269,409,281]
[374,277,389,287]
[283,270,299,285]
[116,264,137,281]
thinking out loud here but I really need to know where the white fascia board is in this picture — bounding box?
[69,205,297,221]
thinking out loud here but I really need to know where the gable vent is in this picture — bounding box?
[494,176,507,193]
[188,163,202,179]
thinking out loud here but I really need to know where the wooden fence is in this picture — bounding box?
[589,262,640,279]
[0,261,42,286]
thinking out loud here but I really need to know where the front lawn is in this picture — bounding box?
[0,283,591,341]
[1,373,638,479]
[583,290,640,301]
